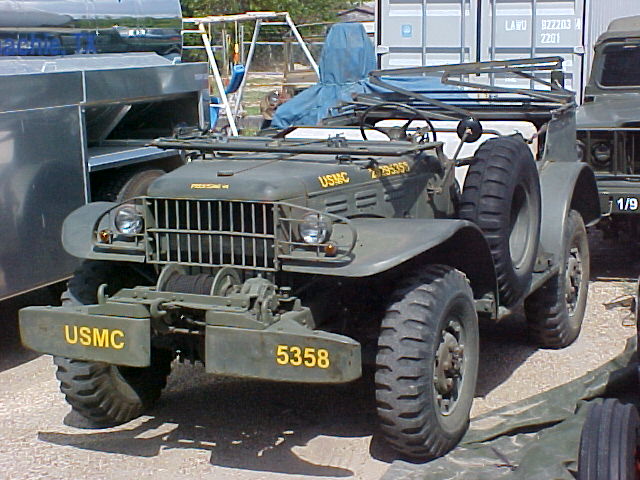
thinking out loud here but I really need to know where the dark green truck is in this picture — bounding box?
[577,15,640,237]
[20,58,600,460]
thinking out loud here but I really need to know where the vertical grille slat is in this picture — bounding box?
[146,198,275,271]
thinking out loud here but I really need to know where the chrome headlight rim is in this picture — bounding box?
[113,204,144,235]
[298,212,332,244]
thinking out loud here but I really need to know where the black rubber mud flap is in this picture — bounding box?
[459,136,541,307]
[578,399,640,480]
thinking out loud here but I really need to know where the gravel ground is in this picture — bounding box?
[0,232,637,480]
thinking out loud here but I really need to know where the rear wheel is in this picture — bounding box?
[525,210,589,348]
[55,260,171,426]
[577,399,640,480]
[375,265,479,459]
[459,136,541,307]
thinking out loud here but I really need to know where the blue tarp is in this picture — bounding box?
[271,23,463,129]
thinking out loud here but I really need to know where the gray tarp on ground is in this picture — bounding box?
[383,337,637,480]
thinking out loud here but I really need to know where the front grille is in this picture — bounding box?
[580,130,640,175]
[145,199,276,271]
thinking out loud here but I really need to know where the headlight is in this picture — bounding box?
[298,213,332,244]
[591,142,612,166]
[114,205,144,235]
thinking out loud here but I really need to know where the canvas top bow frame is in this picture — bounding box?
[324,56,576,127]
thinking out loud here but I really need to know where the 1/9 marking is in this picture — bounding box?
[616,197,639,211]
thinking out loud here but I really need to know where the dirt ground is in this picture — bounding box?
[0,232,637,480]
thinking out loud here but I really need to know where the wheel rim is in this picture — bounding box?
[508,184,531,269]
[565,245,583,316]
[433,314,466,416]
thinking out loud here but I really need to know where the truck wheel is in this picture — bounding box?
[525,210,589,348]
[55,260,171,426]
[376,265,479,459]
[577,399,640,480]
[94,168,164,203]
[459,136,541,307]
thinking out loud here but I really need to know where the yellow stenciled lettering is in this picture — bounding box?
[64,325,78,344]
[93,328,109,348]
[110,330,125,350]
[318,172,350,188]
[79,326,91,346]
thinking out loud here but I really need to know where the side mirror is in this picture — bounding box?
[456,118,483,143]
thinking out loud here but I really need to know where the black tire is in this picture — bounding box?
[376,265,479,459]
[55,260,171,426]
[459,136,541,307]
[525,210,589,348]
[94,168,164,203]
[577,399,640,480]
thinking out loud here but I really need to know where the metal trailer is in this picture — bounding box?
[375,0,640,102]
[0,0,209,302]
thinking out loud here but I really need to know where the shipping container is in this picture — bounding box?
[375,0,640,101]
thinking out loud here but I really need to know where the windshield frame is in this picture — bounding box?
[596,40,640,89]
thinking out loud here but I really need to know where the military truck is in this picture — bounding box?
[577,16,640,237]
[19,57,600,460]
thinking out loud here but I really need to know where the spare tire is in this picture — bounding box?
[459,136,541,307]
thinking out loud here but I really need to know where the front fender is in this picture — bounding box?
[539,162,600,261]
[283,218,497,298]
[62,201,146,262]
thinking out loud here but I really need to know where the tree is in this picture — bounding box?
[180,0,353,24]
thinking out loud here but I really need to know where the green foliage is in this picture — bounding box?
[180,0,353,23]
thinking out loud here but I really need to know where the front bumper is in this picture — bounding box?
[19,288,362,383]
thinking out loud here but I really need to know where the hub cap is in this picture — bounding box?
[434,318,465,416]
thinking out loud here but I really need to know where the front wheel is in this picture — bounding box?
[55,260,172,426]
[54,351,173,426]
[375,265,479,459]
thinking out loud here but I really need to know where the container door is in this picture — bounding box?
[378,0,477,69]
[479,0,585,93]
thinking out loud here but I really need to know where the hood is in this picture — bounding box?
[576,94,640,128]
[146,157,358,201]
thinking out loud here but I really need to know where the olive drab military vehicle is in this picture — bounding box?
[20,57,600,460]
[577,16,640,238]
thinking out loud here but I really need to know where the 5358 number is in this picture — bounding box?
[275,345,330,369]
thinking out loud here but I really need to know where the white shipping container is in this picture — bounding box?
[375,0,640,101]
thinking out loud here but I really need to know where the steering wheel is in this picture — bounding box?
[359,102,437,143]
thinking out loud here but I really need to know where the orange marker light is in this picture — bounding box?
[98,229,112,243]
[324,242,338,256]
